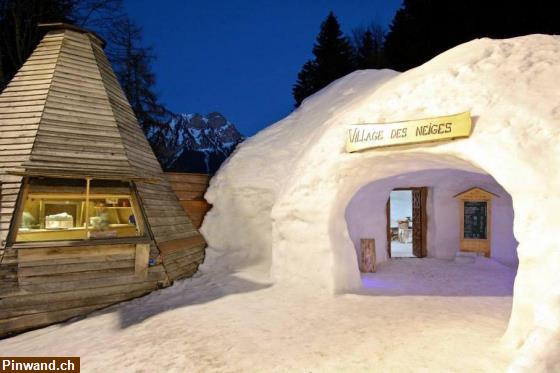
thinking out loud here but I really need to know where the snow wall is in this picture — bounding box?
[346,169,518,267]
[202,35,560,371]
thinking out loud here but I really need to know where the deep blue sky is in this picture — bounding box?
[124,0,403,136]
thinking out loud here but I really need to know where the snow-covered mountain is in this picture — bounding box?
[154,112,245,174]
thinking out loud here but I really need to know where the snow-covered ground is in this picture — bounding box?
[0,248,516,372]
[390,241,414,257]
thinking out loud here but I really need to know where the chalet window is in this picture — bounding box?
[15,178,144,242]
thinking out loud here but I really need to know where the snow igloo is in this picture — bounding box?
[202,35,560,370]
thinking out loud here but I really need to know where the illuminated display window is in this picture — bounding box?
[15,178,144,242]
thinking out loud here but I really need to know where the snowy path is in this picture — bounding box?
[0,251,516,372]
[390,241,414,257]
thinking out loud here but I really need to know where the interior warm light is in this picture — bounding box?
[16,178,143,242]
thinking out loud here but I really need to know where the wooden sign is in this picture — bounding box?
[346,112,472,152]
[463,201,487,239]
[454,187,498,258]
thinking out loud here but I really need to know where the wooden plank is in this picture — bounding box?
[18,252,134,267]
[0,104,44,113]
[165,173,210,184]
[19,272,160,295]
[166,263,199,282]
[0,288,151,319]
[158,235,206,255]
[162,244,205,262]
[33,135,122,149]
[151,230,195,243]
[25,158,132,170]
[140,197,188,207]
[47,90,112,105]
[164,259,204,279]
[0,304,110,336]
[3,83,51,92]
[36,122,122,139]
[163,251,205,270]
[142,216,194,227]
[171,190,206,200]
[6,78,52,86]
[18,63,57,72]
[0,117,41,125]
[162,255,201,272]
[150,224,196,237]
[180,200,211,213]
[0,94,48,102]
[18,259,135,277]
[0,100,46,108]
[0,277,156,335]
[18,244,136,261]
[43,102,115,117]
[0,144,35,153]
[31,149,129,162]
[168,182,209,192]
[1,282,155,309]
[17,268,133,286]
[45,100,114,116]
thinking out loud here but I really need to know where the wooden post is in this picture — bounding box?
[359,238,376,273]
[135,243,150,278]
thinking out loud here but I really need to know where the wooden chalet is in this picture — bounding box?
[0,23,206,335]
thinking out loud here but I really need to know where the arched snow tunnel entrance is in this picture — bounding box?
[344,166,518,296]
[328,153,518,292]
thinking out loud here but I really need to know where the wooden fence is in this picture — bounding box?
[164,173,211,229]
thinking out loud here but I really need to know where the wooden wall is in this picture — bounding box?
[165,173,211,229]
[0,172,210,337]
[0,242,164,336]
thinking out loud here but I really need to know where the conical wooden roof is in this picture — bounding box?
[1,24,205,268]
[1,23,161,180]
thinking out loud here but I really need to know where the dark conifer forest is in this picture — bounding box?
[293,0,560,105]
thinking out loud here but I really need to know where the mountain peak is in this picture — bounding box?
[153,111,245,174]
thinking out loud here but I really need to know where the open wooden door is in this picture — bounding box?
[412,187,428,257]
[386,198,391,259]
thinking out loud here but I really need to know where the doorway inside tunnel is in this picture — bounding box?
[387,188,427,259]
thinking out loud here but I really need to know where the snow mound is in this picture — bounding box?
[202,35,560,371]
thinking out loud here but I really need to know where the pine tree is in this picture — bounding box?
[293,12,355,107]
[106,17,169,139]
[292,60,319,109]
[384,0,560,72]
[352,24,385,70]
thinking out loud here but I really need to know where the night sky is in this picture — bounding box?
[124,0,403,136]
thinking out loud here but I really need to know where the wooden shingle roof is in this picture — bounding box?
[453,187,499,200]
[19,24,152,180]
